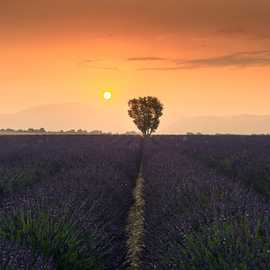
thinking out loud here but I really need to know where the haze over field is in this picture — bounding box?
[1,0,270,133]
[1,104,270,134]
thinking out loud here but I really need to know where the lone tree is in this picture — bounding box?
[128,96,164,136]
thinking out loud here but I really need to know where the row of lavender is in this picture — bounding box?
[0,135,142,270]
[180,135,270,195]
[142,136,270,269]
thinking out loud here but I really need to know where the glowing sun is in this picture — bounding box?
[103,91,112,100]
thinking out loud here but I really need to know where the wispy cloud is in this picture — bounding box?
[81,59,118,71]
[137,66,186,71]
[87,66,119,71]
[176,50,270,68]
[216,28,248,36]
[216,28,270,40]
[137,50,270,71]
[127,57,167,61]
[84,59,94,63]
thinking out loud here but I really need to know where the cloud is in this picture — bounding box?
[138,67,185,71]
[216,28,270,40]
[216,28,248,36]
[82,58,104,63]
[137,50,270,70]
[177,50,270,68]
[80,59,118,70]
[127,57,167,61]
[3,0,270,42]
[88,66,119,71]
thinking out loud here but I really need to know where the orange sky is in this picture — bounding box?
[1,0,270,133]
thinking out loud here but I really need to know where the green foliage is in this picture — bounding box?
[195,152,270,196]
[0,167,39,194]
[164,217,270,270]
[0,210,103,270]
[1,265,18,270]
[0,160,63,195]
[219,158,234,173]
[128,96,164,136]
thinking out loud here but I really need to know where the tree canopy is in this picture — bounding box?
[128,96,164,136]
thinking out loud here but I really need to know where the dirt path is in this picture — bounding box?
[126,161,145,270]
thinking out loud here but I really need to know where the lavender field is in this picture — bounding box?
[143,136,270,269]
[1,135,270,269]
[0,135,142,269]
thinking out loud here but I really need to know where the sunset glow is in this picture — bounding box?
[1,1,270,133]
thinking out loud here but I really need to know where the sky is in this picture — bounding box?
[1,0,270,133]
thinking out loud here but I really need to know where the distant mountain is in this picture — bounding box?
[165,115,270,134]
[1,104,270,134]
[0,103,132,133]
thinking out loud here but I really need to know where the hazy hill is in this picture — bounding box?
[0,103,132,133]
[166,115,270,134]
[1,104,270,134]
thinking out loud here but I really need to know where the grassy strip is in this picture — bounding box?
[126,163,145,270]
[0,210,103,270]
[0,160,63,195]
[0,167,42,194]
[162,216,270,269]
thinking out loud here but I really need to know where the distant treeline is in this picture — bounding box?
[0,128,139,135]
